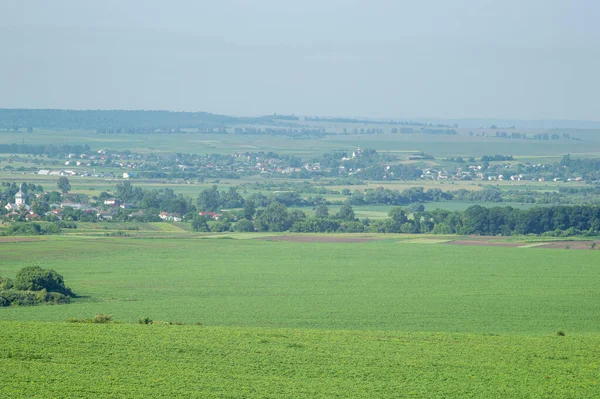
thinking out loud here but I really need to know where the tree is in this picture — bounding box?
[57,177,71,193]
[409,203,425,213]
[243,199,256,220]
[197,186,221,212]
[336,204,356,221]
[255,202,291,232]
[235,219,255,232]
[0,277,13,290]
[14,266,74,297]
[315,204,329,218]
[221,187,244,209]
[191,215,209,232]
[388,207,408,224]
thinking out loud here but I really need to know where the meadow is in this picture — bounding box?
[1,235,600,397]
[1,321,599,398]
[4,127,600,158]
[1,236,599,333]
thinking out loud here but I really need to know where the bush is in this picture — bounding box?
[14,266,74,297]
[556,330,566,336]
[0,290,39,306]
[4,222,62,236]
[67,317,88,323]
[91,313,112,324]
[0,277,13,290]
[44,291,71,305]
[139,316,153,324]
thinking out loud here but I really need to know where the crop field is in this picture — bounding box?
[1,236,600,397]
[1,235,600,397]
[0,237,599,331]
[2,321,600,398]
[4,128,600,158]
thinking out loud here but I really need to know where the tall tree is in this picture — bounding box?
[57,177,71,193]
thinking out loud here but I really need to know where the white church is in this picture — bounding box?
[4,185,31,211]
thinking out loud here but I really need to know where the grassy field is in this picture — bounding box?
[1,321,599,398]
[1,237,599,333]
[1,236,600,397]
[2,236,600,397]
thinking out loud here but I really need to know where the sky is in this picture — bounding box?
[1,0,599,120]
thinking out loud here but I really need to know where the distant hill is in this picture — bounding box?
[0,109,299,131]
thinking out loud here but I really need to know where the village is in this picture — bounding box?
[3,147,587,184]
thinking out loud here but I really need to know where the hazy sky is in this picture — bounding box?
[1,0,599,120]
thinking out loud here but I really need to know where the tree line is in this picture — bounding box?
[228,203,600,236]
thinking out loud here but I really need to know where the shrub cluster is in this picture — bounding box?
[0,266,75,307]
[68,313,113,324]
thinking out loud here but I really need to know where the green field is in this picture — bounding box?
[2,235,600,397]
[5,128,600,158]
[1,236,600,397]
[2,321,599,398]
[2,237,599,331]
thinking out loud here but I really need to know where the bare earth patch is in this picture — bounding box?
[445,237,600,250]
[256,235,378,243]
[538,241,600,250]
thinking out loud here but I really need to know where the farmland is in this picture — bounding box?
[2,321,599,398]
[1,235,600,397]
[3,111,600,397]
[1,237,600,332]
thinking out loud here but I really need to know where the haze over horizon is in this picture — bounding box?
[1,0,598,121]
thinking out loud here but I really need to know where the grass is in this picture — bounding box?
[1,234,600,397]
[0,237,599,334]
[1,321,599,398]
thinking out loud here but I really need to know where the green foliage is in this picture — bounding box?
[255,202,293,232]
[409,203,425,212]
[243,199,256,220]
[210,221,231,232]
[234,219,255,232]
[0,290,40,306]
[0,277,13,290]
[92,313,113,324]
[1,235,599,397]
[197,185,222,212]
[0,266,73,307]
[1,321,600,398]
[57,176,71,193]
[191,215,210,232]
[14,266,74,297]
[315,204,329,218]
[3,222,62,236]
[336,204,356,221]
[67,313,113,324]
[1,238,599,334]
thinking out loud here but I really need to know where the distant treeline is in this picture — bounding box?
[305,116,457,128]
[242,203,600,237]
[0,109,299,131]
[481,154,514,162]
